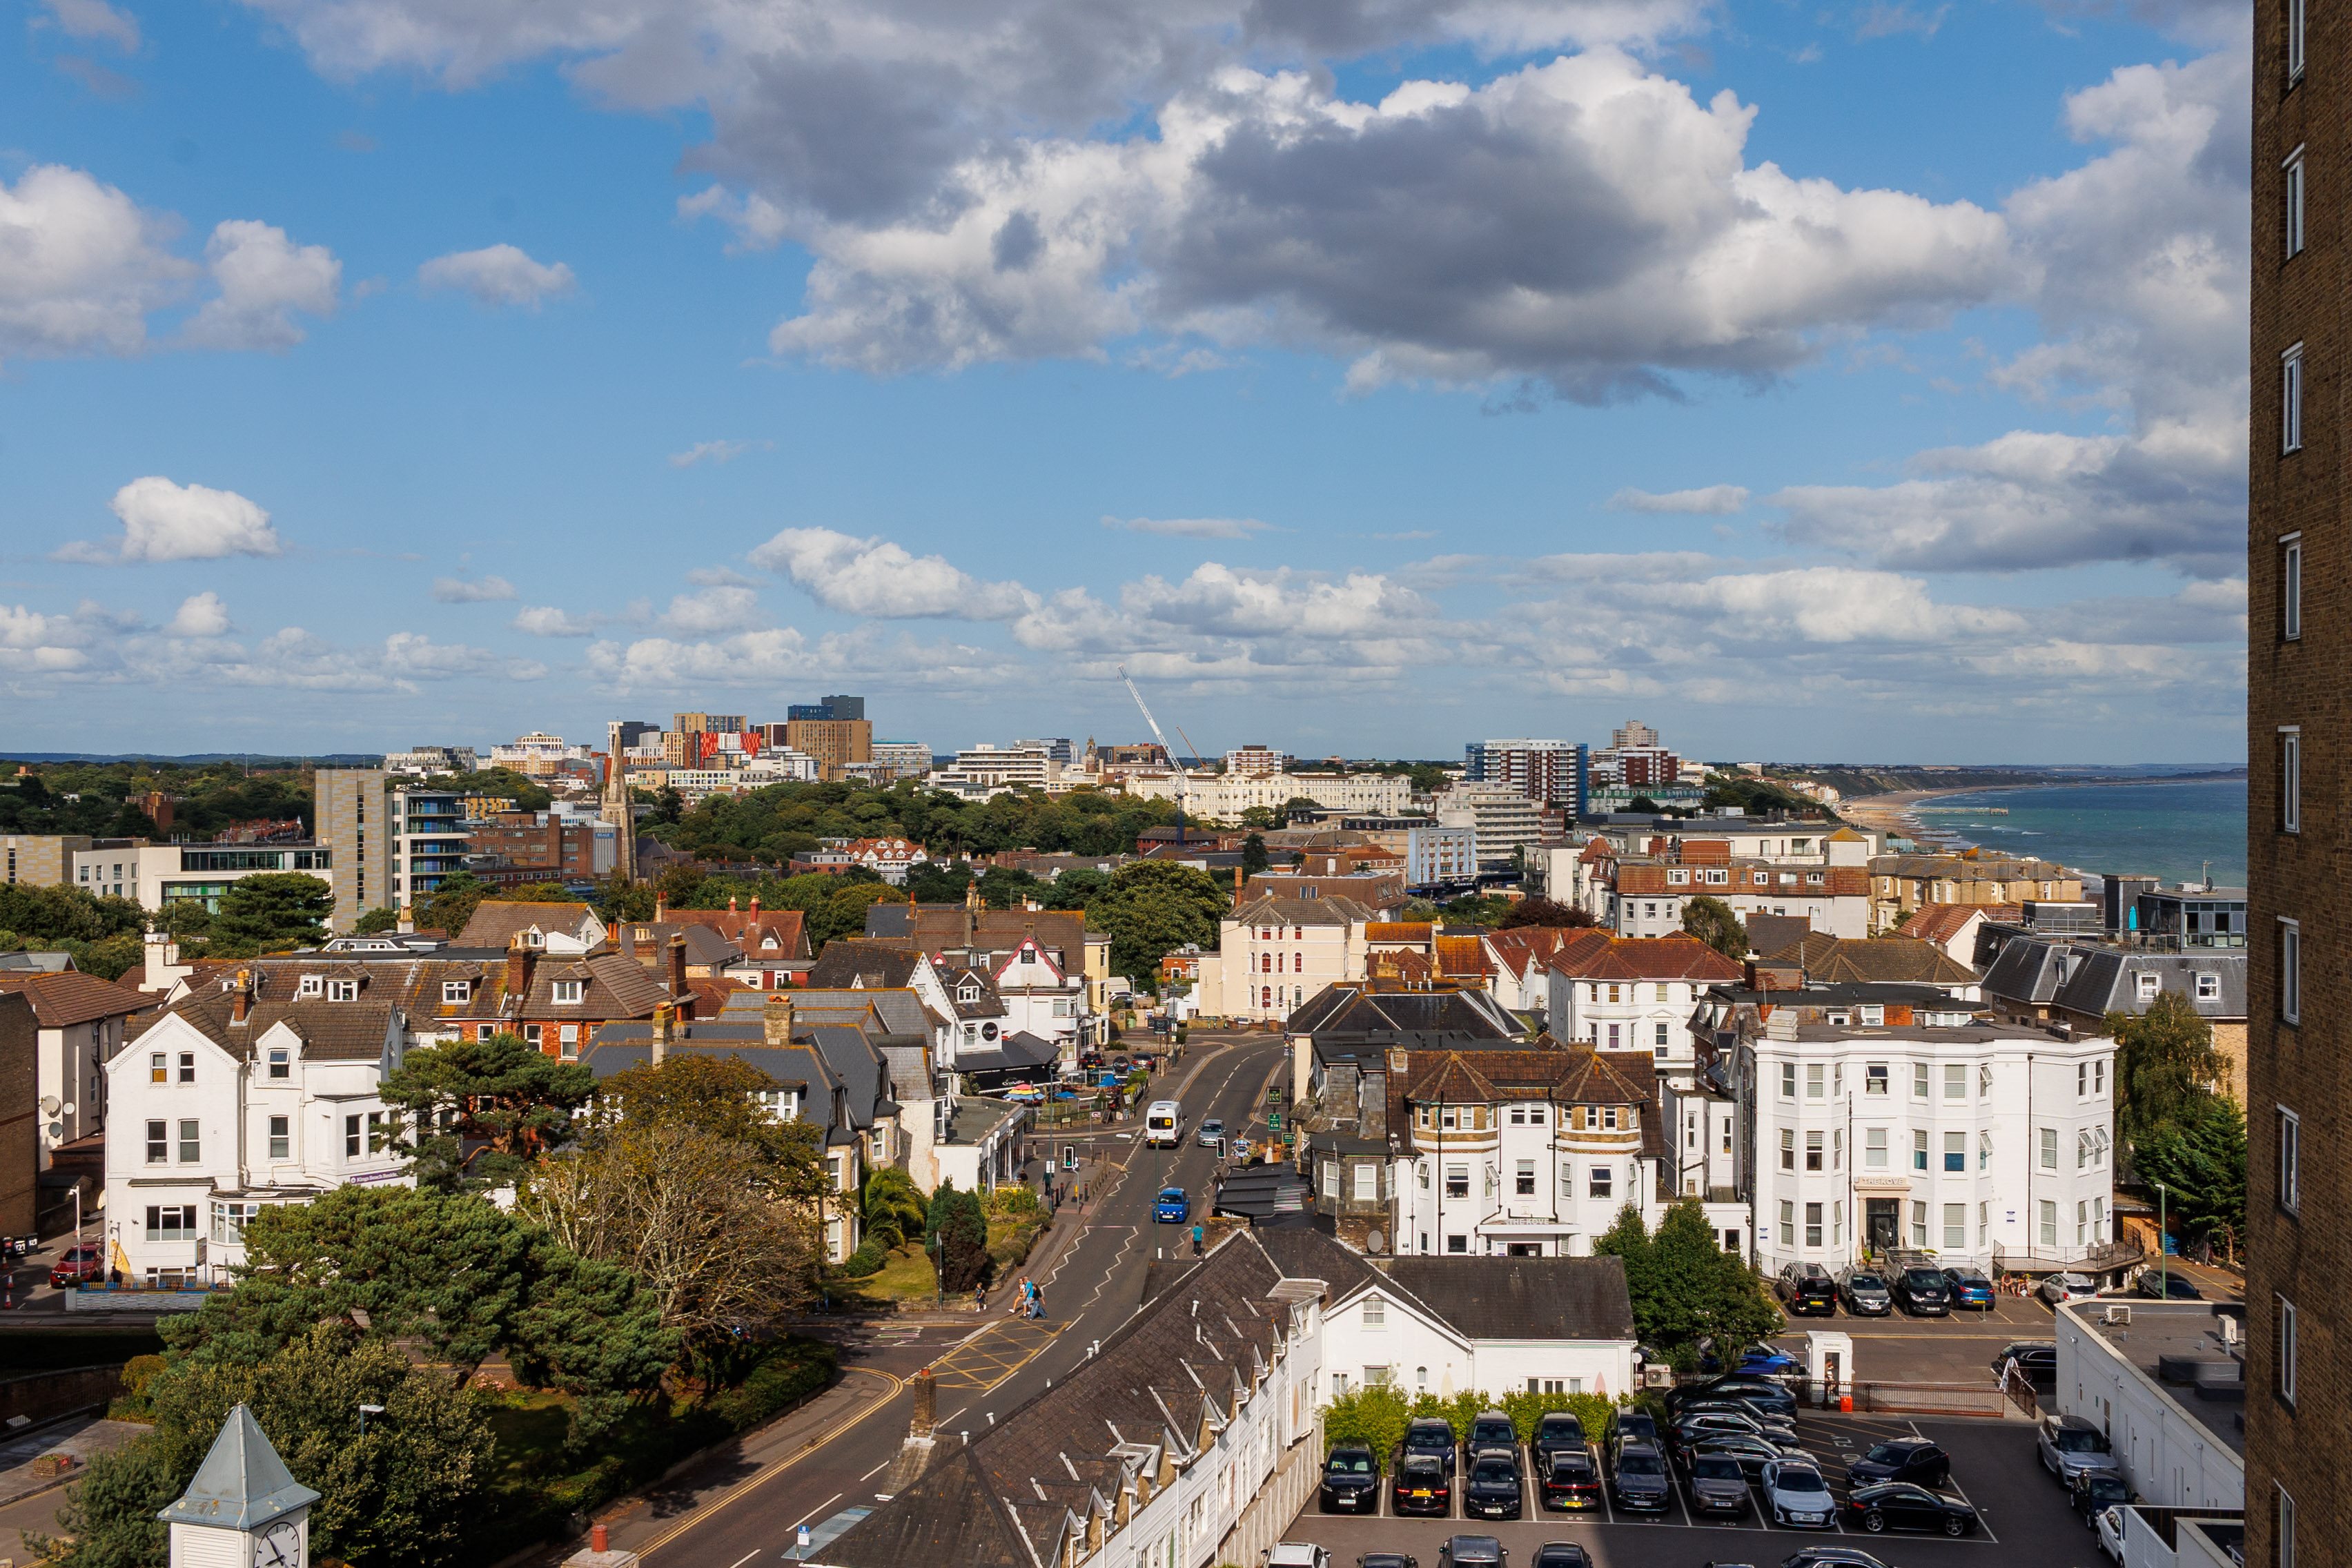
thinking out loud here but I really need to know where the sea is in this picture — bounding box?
[1905,776,2248,889]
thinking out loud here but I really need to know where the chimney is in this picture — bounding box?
[729,895,739,914]
[764,992,794,1046]
[506,934,534,1004]
[1233,865,1243,900]
[911,1366,937,1437]
[651,1001,674,1064]
[667,932,687,999]
[230,968,252,1025]
[655,890,668,919]
[749,894,761,918]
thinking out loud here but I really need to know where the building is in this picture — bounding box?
[1464,739,1589,814]
[462,810,614,888]
[934,744,1053,792]
[389,789,469,908]
[866,741,935,780]
[787,695,865,722]
[1194,895,1382,1022]
[859,899,1105,1048]
[1,835,92,888]
[0,969,146,1169]
[381,745,478,776]
[486,732,591,777]
[1900,902,2018,966]
[1603,847,1873,939]
[1589,719,1681,793]
[1319,1255,1639,1399]
[1435,782,1549,872]
[785,715,874,781]
[314,767,388,932]
[2052,1298,2242,1516]
[1224,744,1289,776]
[0,994,35,1235]
[1868,852,2084,931]
[75,841,336,916]
[1124,770,1415,819]
[1981,937,2247,1101]
[1543,934,1745,1073]
[1407,823,1478,888]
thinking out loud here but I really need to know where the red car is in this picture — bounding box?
[48,1244,103,1288]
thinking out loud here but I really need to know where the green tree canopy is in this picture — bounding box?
[597,1052,828,1193]
[1241,833,1270,874]
[1594,1199,1781,1358]
[206,873,335,954]
[2133,1095,2246,1262]
[1090,860,1228,983]
[352,907,401,934]
[1681,895,1747,960]
[862,1168,928,1251]
[1498,896,1598,931]
[1439,894,1513,928]
[2109,993,2228,1155]
[379,1032,598,1191]
[925,1182,991,1293]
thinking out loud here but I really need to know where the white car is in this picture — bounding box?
[2095,1505,2126,1562]
[1761,1460,1836,1528]
[2041,1272,2098,1306]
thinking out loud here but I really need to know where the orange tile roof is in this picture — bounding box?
[1545,933,1745,983]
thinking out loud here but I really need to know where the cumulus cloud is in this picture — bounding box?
[432,574,516,602]
[39,0,139,49]
[417,244,577,306]
[512,605,597,637]
[0,165,193,360]
[182,221,342,349]
[1607,484,1749,515]
[1104,515,1273,539]
[658,585,765,634]
[669,438,771,467]
[164,592,231,638]
[750,526,1037,618]
[55,477,284,564]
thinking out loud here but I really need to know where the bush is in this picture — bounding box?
[1322,1384,1411,1464]
[986,1184,1041,1217]
[703,1340,838,1431]
[839,1242,887,1278]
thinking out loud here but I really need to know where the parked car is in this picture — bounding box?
[48,1244,104,1288]
[1673,1411,1787,1462]
[1992,1342,2058,1393]
[1435,1538,1502,1568]
[1675,1402,1798,1443]
[1776,1263,1841,1317]
[1529,1411,1588,1470]
[1772,1553,1895,1568]
[2041,1271,2098,1306]
[2095,1505,2128,1562]
[1691,1435,1807,1484]
[1392,1453,1451,1516]
[1845,1438,1950,1489]
[1892,1266,1952,1315]
[1464,1450,1524,1520]
[1761,1460,1836,1528]
[1153,1187,1190,1224]
[2037,1413,2121,1484]
[1360,1557,1417,1568]
[1529,1548,1588,1568]
[2136,1270,2206,1300]
[1838,1267,1894,1315]
[1602,1409,1660,1452]
[1538,1451,1603,1512]
[1320,1445,1380,1513]
[1608,1443,1672,1510]
[1942,1267,1996,1311]
[1268,1546,1331,1568]
[2069,1470,2135,1521]
[1197,1117,1226,1149]
[1395,1418,1461,1484]
[1467,1411,1518,1457]
[1683,1452,1751,1518]
[1668,1375,1798,1419]
[1843,1482,1980,1537]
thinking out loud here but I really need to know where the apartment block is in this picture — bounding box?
[313,768,388,932]
[785,717,874,781]
[1,835,92,888]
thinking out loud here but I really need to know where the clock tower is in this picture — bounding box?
[157,1404,321,1568]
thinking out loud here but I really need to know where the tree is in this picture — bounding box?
[1322,1384,1411,1459]
[1281,796,1324,822]
[905,862,974,903]
[507,881,575,902]
[595,881,656,923]
[925,1182,991,1293]
[2133,1095,2246,1262]
[863,1168,928,1251]
[353,907,400,935]
[598,1053,830,1190]
[1681,896,1747,960]
[200,873,334,954]
[2108,994,2228,1157]
[1625,796,1662,814]
[1090,861,1228,982]
[378,1033,598,1191]
[1439,894,1512,928]
[1043,865,1109,912]
[1594,1200,1781,1359]
[1241,833,1270,874]
[1498,896,1597,931]
[414,870,491,939]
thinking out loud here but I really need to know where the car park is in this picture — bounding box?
[2037,1413,2121,1484]
[2135,1270,2205,1300]
[1154,1186,1190,1223]
[1942,1267,1996,1311]
[1197,1117,1226,1149]
[1529,1412,1587,1470]
[1837,1268,1893,1315]
[1842,1481,1979,1536]
[2095,1506,2128,1562]
[1393,1454,1452,1516]
[1892,1266,1952,1315]
[1761,1460,1836,1528]
[1464,1450,1523,1520]
[1992,1341,2058,1392]
[1683,1452,1752,1518]
[2040,1271,2098,1306]
[1528,1547,1588,1568]
[1435,1536,1502,1568]
[1843,1438,1950,1489]
[1607,1443,1672,1511]
[1776,1263,1841,1316]
[1320,1446,1380,1513]
[2069,1470,2135,1521]
[1692,1435,1805,1484]
[1677,1401,1799,1440]
[1467,1411,1518,1456]
[1669,1375,1799,1419]
[1538,1451,1603,1512]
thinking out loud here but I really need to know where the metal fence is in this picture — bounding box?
[1836,1380,2010,1418]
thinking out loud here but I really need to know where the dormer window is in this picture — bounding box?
[2135,972,2162,1001]
[525,931,544,948]
[327,979,358,1003]
[959,985,981,1004]
[297,976,323,998]
[551,979,585,1006]
[268,1048,289,1080]
[442,981,471,1005]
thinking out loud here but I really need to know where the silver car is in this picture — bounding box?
[2041,1271,2097,1306]
[2037,1414,2120,1484]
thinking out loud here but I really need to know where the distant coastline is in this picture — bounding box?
[1842,774,2247,885]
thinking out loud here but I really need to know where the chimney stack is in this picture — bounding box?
[911,1366,937,1436]
[655,890,668,919]
[651,1001,674,1064]
[1233,865,1243,900]
[763,992,794,1046]
[667,932,688,1001]
[230,968,252,1025]
[506,934,534,1006]
[748,894,761,917]
[729,895,739,914]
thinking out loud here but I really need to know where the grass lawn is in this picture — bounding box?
[851,1246,945,1306]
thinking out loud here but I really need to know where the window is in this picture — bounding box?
[1445,1164,1469,1199]
[1943,1131,1966,1173]
[1979,1201,1990,1247]
[2076,1199,2090,1246]
[1943,1202,1966,1249]
[1865,1063,1888,1096]
[1513,1159,1535,1196]
[551,979,585,1006]
[1910,1201,1928,1248]
[345,1114,362,1159]
[2288,0,2306,82]
[2284,534,2303,640]
[2281,919,2302,1023]
[2279,1485,2297,1568]
[148,1052,166,1085]
[2095,1060,2107,1095]
[268,1115,289,1161]
[2276,1295,2297,1405]
[326,979,358,1002]
[2040,1199,2058,1248]
[1865,1127,1888,1169]
[1778,1200,1794,1246]
[1912,1129,1929,1172]
[212,1201,261,1245]
[1363,1295,1385,1326]
[145,1119,166,1164]
[442,980,471,1004]
[1447,1234,1468,1254]
[2280,1108,2301,1212]
[1780,1129,1796,1171]
[1859,1003,1883,1027]
[1943,1063,1966,1101]
[2286,146,2306,257]
[267,1048,288,1080]
[1806,1064,1824,1099]
[1805,1202,1823,1248]
[297,975,323,998]
[1781,1062,1796,1099]
[177,1119,199,1164]
[1833,1128,1843,1170]
[2281,727,2302,833]
[1805,1130,1824,1172]
[2284,343,2304,453]
[1589,1165,1613,1199]
[146,1204,197,1235]
[1606,1023,1620,1049]
[175,1052,195,1084]
[1913,1061,1929,1099]
[1654,1022,1669,1053]
[1833,1201,1843,1245]
[2197,972,2221,1001]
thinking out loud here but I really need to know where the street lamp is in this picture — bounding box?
[357,1403,385,1436]
[2154,1181,2168,1298]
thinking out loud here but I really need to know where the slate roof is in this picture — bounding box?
[805,941,926,990]
[789,987,940,1039]
[579,1023,831,1099]
[517,951,669,1020]
[0,970,150,1028]
[1369,1257,1638,1343]
[130,990,399,1062]
[1231,893,1380,927]
[619,921,741,968]
[1981,936,2246,1021]
[1742,914,1812,961]
[1767,934,1978,986]
[1286,983,1520,1043]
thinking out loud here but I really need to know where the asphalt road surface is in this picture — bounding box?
[634,1032,1292,1568]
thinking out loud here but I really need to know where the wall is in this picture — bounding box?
[2055,1303,2243,1513]
[0,996,37,1235]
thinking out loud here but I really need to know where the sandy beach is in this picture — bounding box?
[1841,787,2010,846]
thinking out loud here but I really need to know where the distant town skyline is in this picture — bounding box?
[2,0,2247,762]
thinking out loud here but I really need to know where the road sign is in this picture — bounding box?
[1268,1111,1282,1130]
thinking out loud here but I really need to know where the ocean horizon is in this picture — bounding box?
[1901,776,2248,888]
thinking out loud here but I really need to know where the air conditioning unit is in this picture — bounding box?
[2103,1304,2132,1326]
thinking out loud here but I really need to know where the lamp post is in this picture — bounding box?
[2155,1181,2168,1298]
[357,1403,385,1437]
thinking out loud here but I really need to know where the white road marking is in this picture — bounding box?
[727,1551,760,1568]
[787,1493,842,1530]
[859,1458,891,1481]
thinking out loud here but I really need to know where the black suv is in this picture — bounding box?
[1538,1450,1603,1512]
[1320,1445,1380,1513]
[1393,1453,1451,1516]
[1529,1412,1587,1470]
[1467,1411,1518,1457]
[1607,1442,1672,1511]
[1667,1375,1798,1420]
[1777,1262,1840,1316]
[1394,1418,1460,1484]
[1892,1266,1952,1316]
[1845,1438,1950,1489]
[1602,1409,1660,1452]
[1464,1449,1524,1520]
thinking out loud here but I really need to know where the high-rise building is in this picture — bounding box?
[313,768,388,931]
[672,712,747,735]
[2248,4,2331,1562]
[787,694,866,723]
[389,788,469,908]
[1464,739,1588,815]
[784,716,873,781]
[611,719,659,752]
[1017,738,1078,765]
[0,835,92,888]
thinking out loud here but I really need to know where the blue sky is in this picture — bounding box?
[1,0,2249,763]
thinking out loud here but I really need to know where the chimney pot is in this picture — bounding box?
[651,1001,674,1062]
[591,1526,609,1554]
[667,932,688,1003]
[764,992,794,1046]
[231,968,252,1025]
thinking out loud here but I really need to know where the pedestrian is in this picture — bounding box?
[1031,1286,1048,1322]
[974,1282,987,1313]
[1191,1222,1204,1257]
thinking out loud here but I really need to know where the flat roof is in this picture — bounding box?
[2076,1300,2244,1456]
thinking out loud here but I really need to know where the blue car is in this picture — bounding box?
[1155,1186,1190,1223]
[1942,1267,1996,1311]
[1736,1344,1801,1376]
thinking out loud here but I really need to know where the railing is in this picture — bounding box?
[1993,1237,2145,1273]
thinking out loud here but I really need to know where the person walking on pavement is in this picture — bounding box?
[1191,1222,1204,1257]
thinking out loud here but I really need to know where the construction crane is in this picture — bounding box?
[1117,665,1193,844]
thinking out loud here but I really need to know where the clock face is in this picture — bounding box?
[253,1520,301,1568]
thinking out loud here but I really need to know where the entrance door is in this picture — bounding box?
[1506,1242,1542,1257]
[1867,1198,1900,1253]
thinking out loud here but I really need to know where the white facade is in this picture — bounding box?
[1435,783,1547,868]
[1407,825,1478,886]
[1392,1099,1667,1259]
[1321,1277,1636,1400]
[2054,1301,2243,1511]
[1224,745,1291,776]
[1609,878,1871,941]
[1195,903,1371,1022]
[487,732,591,776]
[1547,970,1718,1075]
[741,749,823,783]
[389,789,469,907]
[1739,1019,2117,1275]
[989,939,1089,1053]
[75,843,336,914]
[1124,771,1415,817]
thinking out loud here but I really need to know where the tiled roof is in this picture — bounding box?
[1364,922,1435,943]
[1433,934,1493,979]
[1773,934,1977,986]
[1484,927,1611,977]
[518,952,668,1019]
[1371,1255,1637,1343]
[453,901,602,949]
[0,970,150,1027]
[655,904,811,959]
[1229,894,1379,927]
[1902,903,2018,947]
[805,941,925,990]
[130,990,399,1062]
[1546,934,1743,983]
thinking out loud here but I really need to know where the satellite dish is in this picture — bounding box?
[37,1097,57,1117]
[43,1123,61,1142]
[1366,1229,1384,1254]
[60,1103,74,1118]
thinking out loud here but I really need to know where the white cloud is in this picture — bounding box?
[56,477,284,564]
[182,221,342,350]
[1121,562,1429,638]
[1854,3,1948,39]
[1104,515,1274,540]
[165,592,231,638]
[658,585,765,634]
[750,526,1037,619]
[39,0,139,49]
[417,244,577,307]
[1607,484,1749,515]
[685,566,757,587]
[0,165,193,360]
[432,574,517,602]
[676,186,790,253]
[512,605,597,636]
[669,438,771,468]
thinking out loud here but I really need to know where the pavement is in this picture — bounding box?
[0,1414,148,1561]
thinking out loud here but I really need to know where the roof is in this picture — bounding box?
[1743,914,1811,959]
[518,951,670,1020]
[453,900,602,949]
[130,988,399,1063]
[620,921,741,967]
[1982,936,2246,1021]
[1483,927,1611,978]
[787,987,937,1039]
[157,1404,320,1531]
[651,903,811,959]
[1767,934,1978,986]
[1901,903,2016,947]
[0,969,150,1027]
[1546,934,1743,983]
[1871,853,2078,881]
[863,903,1089,966]
[1230,894,1380,928]
[1288,983,1520,1045]
[805,941,926,990]
[1365,922,1435,943]
[1369,1256,1638,1344]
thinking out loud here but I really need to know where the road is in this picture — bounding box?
[627,1032,1292,1568]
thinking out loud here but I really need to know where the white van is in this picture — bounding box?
[1144,1100,1183,1148]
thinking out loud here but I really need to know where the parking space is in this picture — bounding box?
[1772,1293,2063,1385]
